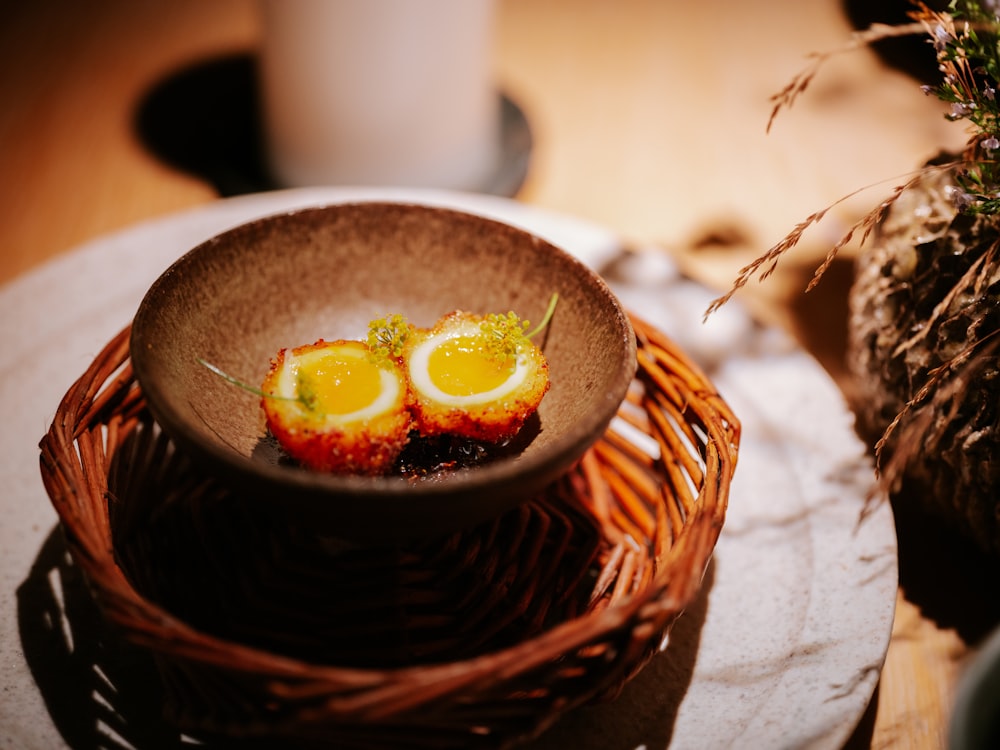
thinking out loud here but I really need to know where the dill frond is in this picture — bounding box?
[480,311,530,365]
[367,313,411,364]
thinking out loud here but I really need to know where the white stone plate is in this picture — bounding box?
[0,187,896,750]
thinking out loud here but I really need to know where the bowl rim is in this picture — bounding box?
[130,201,637,522]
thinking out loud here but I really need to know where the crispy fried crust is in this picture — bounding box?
[409,390,547,443]
[403,311,550,443]
[260,340,411,475]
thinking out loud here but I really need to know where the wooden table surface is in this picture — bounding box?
[3,0,997,747]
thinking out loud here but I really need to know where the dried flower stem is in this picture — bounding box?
[703,162,959,319]
[876,327,1000,478]
[708,1,1000,318]
[767,21,926,133]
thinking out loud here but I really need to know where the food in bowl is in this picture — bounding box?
[402,308,550,443]
[129,201,636,539]
[257,305,552,476]
[261,338,412,475]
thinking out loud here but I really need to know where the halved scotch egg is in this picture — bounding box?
[260,339,411,475]
[403,311,550,443]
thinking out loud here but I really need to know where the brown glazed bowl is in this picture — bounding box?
[130,202,636,540]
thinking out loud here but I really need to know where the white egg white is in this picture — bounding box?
[407,320,531,408]
[275,345,403,425]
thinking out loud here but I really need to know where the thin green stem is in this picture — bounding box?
[526,292,559,339]
[196,358,299,403]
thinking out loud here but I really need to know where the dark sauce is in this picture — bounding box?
[395,413,541,478]
[253,412,541,479]
[395,433,518,478]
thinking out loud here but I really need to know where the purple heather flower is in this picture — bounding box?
[946,184,976,210]
[933,24,952,51]
[951,102,975,117]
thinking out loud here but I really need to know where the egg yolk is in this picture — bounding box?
[427,335,513,396]
[295,347,381,415]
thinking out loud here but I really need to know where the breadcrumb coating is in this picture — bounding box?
[260,340,411,475]
[403,311,550,443]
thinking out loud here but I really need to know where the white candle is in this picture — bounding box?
[257,0,500,191]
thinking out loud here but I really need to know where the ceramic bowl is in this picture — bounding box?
[130,202,636,540]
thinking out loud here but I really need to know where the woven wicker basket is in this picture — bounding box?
[39,313,739,750]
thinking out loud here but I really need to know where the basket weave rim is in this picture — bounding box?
[38,312,740,737]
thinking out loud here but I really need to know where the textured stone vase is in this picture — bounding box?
[847,158,1000,556]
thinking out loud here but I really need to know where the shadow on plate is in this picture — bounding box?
[17,523,712,749]
[132,53,532,199]
[16,526,187,749]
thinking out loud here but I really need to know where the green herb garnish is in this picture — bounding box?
[198,358,267,396]
[197,357,306,407]
[480,292,559,364]
[526,292,560,340]
[294,373,320,411]
[366,313,410,364]
[480,311,530,364]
